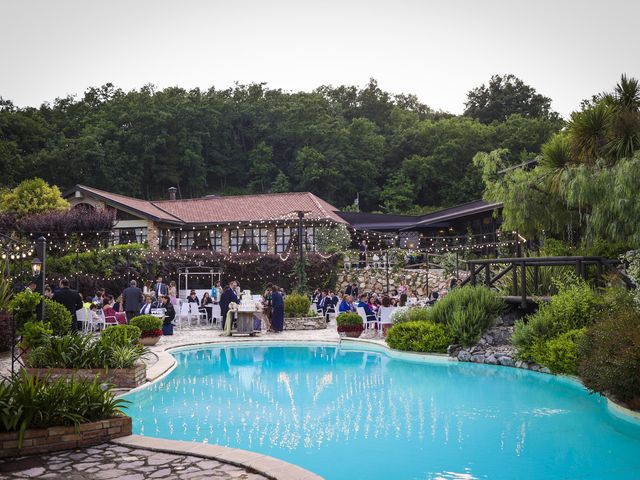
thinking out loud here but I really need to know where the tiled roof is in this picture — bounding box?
[68,186,345,225]
[336,211,418,230]
[404,200,502,230]
[72,186,182,223]
[153,192,346,224]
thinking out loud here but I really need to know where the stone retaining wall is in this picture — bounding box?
[25,362,146,388]
[284,316,326,330]
[0,416,132,458]
[337,267,467,297]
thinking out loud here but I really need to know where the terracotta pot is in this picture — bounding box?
[343,330,363,338]
[139,336,160,346]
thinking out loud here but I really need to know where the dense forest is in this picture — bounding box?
[0,75,561,213]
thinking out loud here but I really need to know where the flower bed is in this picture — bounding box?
[25,362,146,388]
[0,416,132,458]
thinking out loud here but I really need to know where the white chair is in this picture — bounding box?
[93,310,107,332]
[377,306,395,338]
[190,303,207,326]
[75,308,89,333]
[176,302,191,329]
[103,311,118,328]
[210,304,223,328]
[356,306,377,331]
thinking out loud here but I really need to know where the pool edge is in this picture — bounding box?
[111,434,323,480]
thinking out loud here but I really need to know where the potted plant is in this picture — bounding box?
[129,315,163,346]
[337,312,364,338]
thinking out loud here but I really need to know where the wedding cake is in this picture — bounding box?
[238,290,256,312]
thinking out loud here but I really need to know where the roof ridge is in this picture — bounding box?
[153,191,310,204]
[306,192,331,218]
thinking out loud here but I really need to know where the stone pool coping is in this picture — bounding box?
[112,434,323,480]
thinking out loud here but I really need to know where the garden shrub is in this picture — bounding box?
[386,321,453,353]
[427,286,504,346]
[129,315,162,337]
[100,325,141,347]
[0,371,127,447]
[513,279,604,362]
[27,333,145,369]
[18,321,52,350]
[531,328,586,375]
[9,291,41,332]
[578,306,640,408]
[284,293,311,318]
[43,298,72,335]
[390,306,411,324]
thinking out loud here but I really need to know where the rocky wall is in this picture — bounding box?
[336,267,467,297]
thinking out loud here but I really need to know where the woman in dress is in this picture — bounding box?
[168,281,178,305]
[270,284,284,332]
[201,291,214,323]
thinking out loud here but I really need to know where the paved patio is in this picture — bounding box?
[0,442,267,479]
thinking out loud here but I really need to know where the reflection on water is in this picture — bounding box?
[124,345,640,480]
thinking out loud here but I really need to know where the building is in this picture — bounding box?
[337,200,504,249]
[64,185,506,253]
[64,185,346,253]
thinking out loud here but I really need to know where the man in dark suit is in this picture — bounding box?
[153,276,168,298]
[122,280,144,321]
[52,278,83,332]
[219,281,239,330]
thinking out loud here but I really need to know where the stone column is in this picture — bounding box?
[221,228,230,253]
[267,226,276,254]
[146,221,159,251]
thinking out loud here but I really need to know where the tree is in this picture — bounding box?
[380,171,415,213]
[464,74,557,124]
[271,172,291,193]
[248,142,276,193]
[0,178,68,217]
[315,224,352,254]
[476,74,640,246]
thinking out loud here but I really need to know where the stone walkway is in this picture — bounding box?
[0,443,267,479]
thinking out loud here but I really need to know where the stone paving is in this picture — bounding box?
[0,443,267,479]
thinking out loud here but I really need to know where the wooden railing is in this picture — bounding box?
[460,256,620,308]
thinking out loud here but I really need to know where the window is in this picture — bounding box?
[276,227,293,253]
[159,229,176,250]
[230,228,268,253]
[276,226,316,252]
[209,230,222,252]
[304,226,316,251]
[113,227,147,245]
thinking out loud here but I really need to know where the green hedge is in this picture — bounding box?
[387,321,453,353]
[532,328,586,374]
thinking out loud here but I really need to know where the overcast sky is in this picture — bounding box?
[1,0,638,118]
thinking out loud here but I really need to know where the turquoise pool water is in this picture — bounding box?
[123,343,640,480]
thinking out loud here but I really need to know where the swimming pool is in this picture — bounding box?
[122,343,640,480]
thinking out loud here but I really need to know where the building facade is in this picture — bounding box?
[64,185,347,254]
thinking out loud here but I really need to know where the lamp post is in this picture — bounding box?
[34,236,46,321]
[384,237,394,295]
